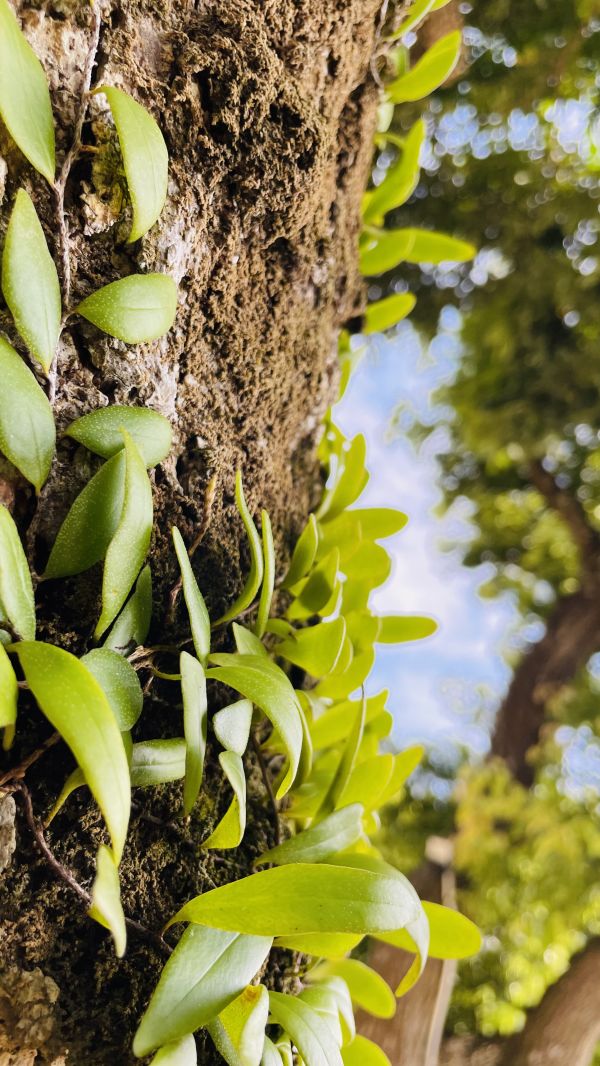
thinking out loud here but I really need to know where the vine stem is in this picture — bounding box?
[15,782,171,957]
[50,3,102,400]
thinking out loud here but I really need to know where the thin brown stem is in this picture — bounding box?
[0,731,60,789]
[251,731,281,846]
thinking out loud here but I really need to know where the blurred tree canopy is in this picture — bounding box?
[375,0,600,1057]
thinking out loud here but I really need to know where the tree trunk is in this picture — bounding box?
[0,2,381,1062]
[497,940,600,1066]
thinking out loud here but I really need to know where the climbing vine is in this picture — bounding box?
[0,1,480,1064]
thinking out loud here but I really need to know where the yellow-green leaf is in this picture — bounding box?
[286,549,340,621]
[104,564,152,653]
[275,618,346,679]
[363,120,425,224]
[273,933,363,959]
[208,984,269,1066]
[255,511,274,639]
[376,615,437,643]
[97,85,168,243]
[318,435,368,523]
[15,642,130,861]
[364,293,416,334]
[44,453,125,579]
[214,472,263,626]
[342,1036,391,1066]
[256,805,363,867]
[75,273,177,343]
[0,504,35,640]
[359,229,416,276]
[150,1037,197,1065]
[66,405,172,468]
[268,993,342,1066]
[0,336,55,491]
[81,648,143,732]
[312,959,395,1019]
[133,925,272,1058]
[213,700,253,756]
[0,0,55,182]
[204,751,246,850]
[88,844,127,957]
[387,31,462,103]
[0,644,18,750]
[95,433,153,639]
[172,528,210,665]
[180,652,207,815]
[130,739,186,787]
[281,514,319,589]
[2,190,61,373]
[378,901,482,960]
[399,228,475,265]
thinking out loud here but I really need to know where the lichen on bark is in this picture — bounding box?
[0,0,382,1061]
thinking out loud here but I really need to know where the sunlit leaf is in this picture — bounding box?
[81,648,143,731]
[0,504,35,640]
[273,933,363,959]
[233,623,267,657]
[88,844,127,957]
[0,336,55,491]
[213,700,253,756]
[208,984,269,1066]
[364,294,416,334]
[255,511,274,639]
[95,433,153,639]
[66,406,172,468]
[75,273,177,343]
[261,1037,284,1066]
[97,85,168,243]
[319,435,368,523]
[312,959,395,1019]
[0,644,18,750]
[389,0,438,38]
[171,528,210,665]
[314,648,375,701]
[310,692,389,750]
[298,982,344,1047]
[363,120,425,224]
[167,862,422,937]
[150,1036,197,1065]
[44,453,125,579]
[317,509,407,559]
[281,514,319,589]
[399,228,475,264]
[256,805,363,867]
[359,229,415,276]
[204,751,246,850]
[133,925,272,1057]
[214,472,263,626]
[387,31,462,103]
[342,1035,391,1066]
[268,993,342,1066]
[275,618,346,678]
[15,642,130,861]
[2,190,61,372]
[130,739,186,787]
[378,901,482,960]
[337,754,395,812]
[287,549,340,621]
[104,564,152,653]
[376,746,424,805]
[376,615,437,643]
[207,654,302,798]
[0,0,55,182]
[180,652,207,815]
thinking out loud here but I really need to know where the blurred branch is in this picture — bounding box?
[529,458,600,574]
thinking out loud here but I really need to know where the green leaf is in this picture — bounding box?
[150,1036,197,1065]
[376,615,437,643]
[312,959,395,1019]
[167,862,422,937]
[104,564,152,653]
[204,751,246,849]
[386,31,462,103]
[298,983,344,1047]
[131,738,186,787]
[275,618,346,679]
[75,273,177,343]
[208,985,269,1066]
[310,692,389,751]
[180,652,207,815]
[207,654,302,798]
[97,85,168,243]
[95,433,153,639]
[81,648,143,731]
[256,805,363,867]
[268,993,342,1066]
[0,0,55,182]
[398,228,475,265]
[376,746,424,805]
[342,1036,391,1066]
[281,514,319,589]
[261,1037,284,1066]
[314,647,375,702]
[88,844,127,957]
[389,0,438,38]
[2,190,61,373]
[44,453,126,579]
[214,472,263,626]
[287,549,340,622]
[255,511,274,639]
[317,509,407,559]
[318,436,368,523]
[363,120,425,224]
[0,504,35,640]
[378,901,482,960]
[337,754,394,812]
[15,642,130,861]
[317,697,366,818]
[213,700,253,757]
[172,528,210,665]
[66,406,172,468]
[272,933,362,959]
[0,643,18,750]
[359,230,416,276]
[364,293,416,334]
[233,623,267,657]
[133,925,272,1057]
[0,335,55,491]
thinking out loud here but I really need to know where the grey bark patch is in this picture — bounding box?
[0,796,16,875]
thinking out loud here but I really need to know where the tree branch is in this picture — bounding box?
[529,458,600,571]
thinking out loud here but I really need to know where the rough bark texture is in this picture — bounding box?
[0,1,382,1061]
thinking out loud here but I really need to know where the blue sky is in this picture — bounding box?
[335,320,517,762]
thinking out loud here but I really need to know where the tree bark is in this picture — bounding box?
[0,2,382,1062]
